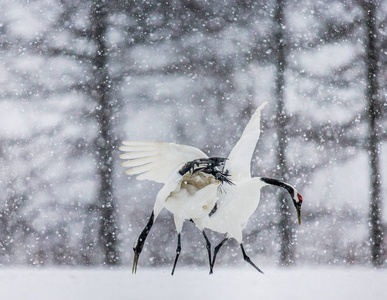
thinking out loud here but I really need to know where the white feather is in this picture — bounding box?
[225,101,268,181]
[120,156,156,168]
[119,102,303,275]
[119,141,208,183]
[201,177,266,243]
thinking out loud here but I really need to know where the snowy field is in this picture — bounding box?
[0,267,386,300]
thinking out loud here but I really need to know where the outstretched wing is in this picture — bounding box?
[119,141,208,183]
[225,102,268,181]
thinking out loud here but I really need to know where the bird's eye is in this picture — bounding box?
[297,193,303,204]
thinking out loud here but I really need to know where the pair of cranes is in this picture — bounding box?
[119,102,303,275]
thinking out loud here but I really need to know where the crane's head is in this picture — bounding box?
[280,183,303,225]
[292,189,303,225]
[260,177,303,225]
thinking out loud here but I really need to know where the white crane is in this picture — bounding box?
[119,141,230,274]
[197,102,303,273]
[119,102,303,274]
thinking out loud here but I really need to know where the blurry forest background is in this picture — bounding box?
[0,0,386,268]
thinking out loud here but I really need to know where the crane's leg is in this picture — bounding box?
[202,230,212,273]
[210,238,228,274]
[240,244,264,274]
[132,211,155,274]
[171,233,181,275]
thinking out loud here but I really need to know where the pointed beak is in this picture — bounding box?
[132,252,139,274]
[296,206,301,225]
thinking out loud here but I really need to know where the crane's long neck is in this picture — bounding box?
[260,177,295,198]
[260,177,302,225]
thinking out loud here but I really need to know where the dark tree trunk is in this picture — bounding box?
[274,0,295,266]
[91,0,119,266]
[364,0,384,267]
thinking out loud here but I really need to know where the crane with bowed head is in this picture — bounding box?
[119,102,303,274]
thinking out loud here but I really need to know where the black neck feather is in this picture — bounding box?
[260,177,295,198]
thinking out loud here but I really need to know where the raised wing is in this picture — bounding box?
[225,102,268,181]
[119,141,208,183]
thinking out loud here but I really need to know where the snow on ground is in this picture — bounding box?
[0,266,386,300]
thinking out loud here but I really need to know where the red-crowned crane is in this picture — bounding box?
[119,102,302,274]
[119,143,229,275]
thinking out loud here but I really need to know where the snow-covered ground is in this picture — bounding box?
[0,267,386,300]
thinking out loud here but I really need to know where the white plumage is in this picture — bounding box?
[119,101,302,275]
[119,141,207,183]
[225,102,267,181]
[119,141,222,274]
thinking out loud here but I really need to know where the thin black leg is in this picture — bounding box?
[240,244,264,274]
[210,238,228,274]
[202,231,212,273]
[171,233,181,275]
[132,211,155,274]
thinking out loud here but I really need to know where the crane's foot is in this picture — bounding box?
[240,244,264,274]
[210,238,228,274]
[202,230,213,274]
[171,233,181,276]
[132,211,155,274]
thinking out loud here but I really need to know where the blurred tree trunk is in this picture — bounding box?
[363,0,384,267]
[91,0,119,266]
[274,0,295,266]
